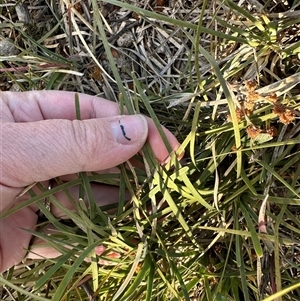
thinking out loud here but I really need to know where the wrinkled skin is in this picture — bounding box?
[0,91,180,272]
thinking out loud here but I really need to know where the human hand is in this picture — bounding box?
[0,91,180,272]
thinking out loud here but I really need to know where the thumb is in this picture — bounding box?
[1,115,148,187]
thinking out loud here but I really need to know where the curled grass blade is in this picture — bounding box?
[0,276,50,301]
[240,201,263,258]
[52,241,101,301]
[112,243,145,301]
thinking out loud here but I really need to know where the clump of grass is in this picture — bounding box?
[1,0,300,300]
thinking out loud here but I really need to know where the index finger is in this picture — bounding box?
[1,90,181,162]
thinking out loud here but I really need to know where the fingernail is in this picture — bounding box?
[111,115,147,145]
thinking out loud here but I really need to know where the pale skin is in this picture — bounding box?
[0,91,181,273]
